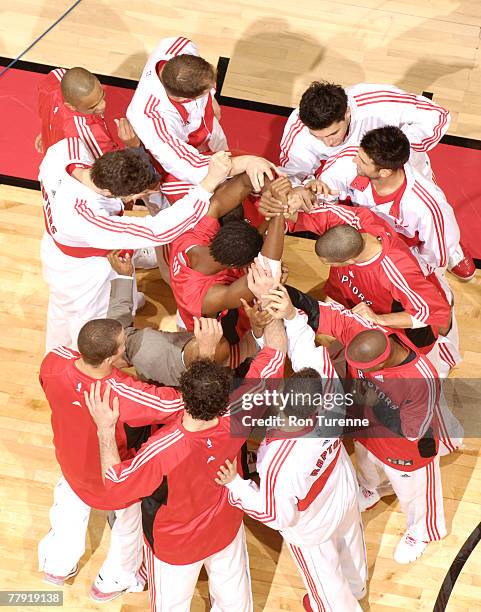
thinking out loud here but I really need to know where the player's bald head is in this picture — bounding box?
[346,330,389,370]
[61,67,105,114]
[315,224,364,264]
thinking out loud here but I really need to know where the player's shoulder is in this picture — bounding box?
[322,145,359,174]
[150,36,198,61]
[348,82,405,99]
[41,346,79,375]
[407,168,448,205]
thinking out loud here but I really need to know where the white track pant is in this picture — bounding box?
[38,477,143,592]
[144,523,253,612]
[41,234,140,352]
[286,501,367,612]
[41,234,114,352]
[355,443,447,542]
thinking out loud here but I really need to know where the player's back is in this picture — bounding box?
[147,411,245,564]
[258,435,358,547]
[39,348,134,509]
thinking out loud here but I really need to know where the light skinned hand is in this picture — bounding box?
[214,457,238,485]
[193,316,224,359]
[84,381,119,431]
[115,118,141,148]
[107,250,134,276]
[262,285,297,320]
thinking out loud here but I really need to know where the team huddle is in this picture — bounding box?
[36,36,471,612]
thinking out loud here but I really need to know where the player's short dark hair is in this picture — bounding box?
[219,204,245,225]
[210,220,263,267]
[282,368,322,419]
[299,81,348,130]
[91,149,158,197]
[180,359,232,420]
[161,54,216,98]
[77,319,123,366]
[360,126,411,170]
[315,225,364,262]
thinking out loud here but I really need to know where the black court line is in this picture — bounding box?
[433,522,481,611]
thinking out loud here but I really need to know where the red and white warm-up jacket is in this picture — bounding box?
[97,347,285,564]
[38,137,212,256]
[38,68,120,157]
[280,83,450,182]
[40,346,185,509]
[288,203,451,345]
[319,148,463,277]
[227,308,360,547]
[126,36,227,189]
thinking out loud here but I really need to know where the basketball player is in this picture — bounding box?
[39,316,219,601]
[264,287,447,565]
[39,139,231,351]
[216,284,367,612]
[36,66,138,156]
[280,80,450,182]
[106,251,258,382]
[315,126,474,282]
[127,36,228,202]
[84,317,287,611]
[169,174,288,333]
[263,199,452,357]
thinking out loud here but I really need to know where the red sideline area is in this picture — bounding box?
[1,66,481,258]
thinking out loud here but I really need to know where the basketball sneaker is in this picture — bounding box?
[358,486,381,512]
[394,532,428,564]
[449,255,475,281]
[133,247,158,269]
[43,563,79,586]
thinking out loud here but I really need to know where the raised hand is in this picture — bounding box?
[193,316,224,359]
[263,285,296,320]
[115,118,141,148]
[84,381,119,432]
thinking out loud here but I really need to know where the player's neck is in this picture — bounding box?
[189,246,225,274]
[370,168,405,196]
[355,233,382,263]
[71,167,104,194]
[381,337,410,368]
[74,357,113,380]
[182,412,219,432]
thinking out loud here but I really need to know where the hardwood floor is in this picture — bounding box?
[0,0,480,608]
[0,185,480,610]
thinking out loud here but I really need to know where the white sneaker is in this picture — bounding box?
[394,532,428,564]
[358,486,380,512]
[133,247,158,269]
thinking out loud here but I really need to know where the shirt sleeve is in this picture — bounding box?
[379,253,451,328]
[65,185,212,249]
[133,107,211,185]
[63,116,119,158]
[279,111,323,182]
[317,301,379,345]
[288,203,363,235]
[102,427,189,507]
[108,374,185,427]
[397,93,451,153]
[226,450,300,529]
[413,188,460,272]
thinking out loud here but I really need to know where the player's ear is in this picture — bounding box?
[64,101,77,112]
[379,168,392,179]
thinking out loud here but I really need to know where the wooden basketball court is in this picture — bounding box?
[1,1,480,610]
